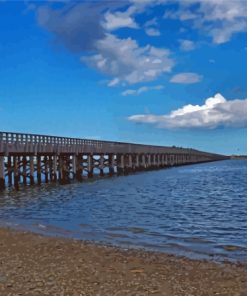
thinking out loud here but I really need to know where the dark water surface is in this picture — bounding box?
[0,160,247,262]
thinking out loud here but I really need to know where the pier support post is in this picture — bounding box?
[52,155,58,182]
[0,156,5,190]
[153,154,157,168]
[71,155,76,180]
[59,155,70,184]
[135,154,140,171]
[75,155,82,181]
[37,156,41,185]
[165,154,168,166]
[14,156,19,190]
[44,156,49,183]
[88,154,93,178]
[109,154,115,176]
[7,156,12,186]
[141,154,146,170]
[22,156,27,185]
[99,154,104,177]
[127,154,133,174]
[48,156,53,181]
[117,154,125,175]
[161,154,165,167]
[147,154,151,169]
[171,155,174,166]
[30,156,35,185]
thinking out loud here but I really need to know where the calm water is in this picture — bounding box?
[0,160,247,263]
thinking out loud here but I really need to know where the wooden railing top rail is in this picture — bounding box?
[0,131,224,158]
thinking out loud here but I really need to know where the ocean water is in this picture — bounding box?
[0,160,247,263]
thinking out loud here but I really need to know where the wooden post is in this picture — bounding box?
[14,156,19,190]
[60,155,70,184]
[161,154,165,167]
[17,156,21,182]
[165,154,168,166]
[88,154,93,178]
[157,154,161,167]
[23,156,27,185]
[58,155,63,182]
[135,154,140,171]
[7,156,12,186]
[52,155,58,182]
[0,156,5,190]
[147,154,151,168]
[48,156,53,181]
[71,155,76,180]
[117,154,125,175]
[141,154,146,169]
[109,154,114,176]
[152,154,156,168]
[37,155,41,185]
[30,156,35,185]
[99,154,104,177]
[44,156,49,183]
[75,155,82,181]
[128,154,133,173]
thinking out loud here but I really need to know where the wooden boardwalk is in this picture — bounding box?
[0,132,228,190]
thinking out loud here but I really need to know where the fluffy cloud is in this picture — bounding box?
[144,17,161,36]
[128,93,247,129]
[179,39,196,51]
[83,34,174,85]
[163,0,247,44]
[122,85,164,96]
[35,0,247,89]
[37,1,174,85]
[145,28,161,36]
[134,0,247,43]
[103,7,139,31]
[170,72,202,84]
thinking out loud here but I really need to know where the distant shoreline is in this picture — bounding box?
[0,227,246,295]
[230,155,247,159]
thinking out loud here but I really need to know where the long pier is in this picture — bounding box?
[0,132,228,190]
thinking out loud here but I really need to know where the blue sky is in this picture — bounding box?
[0,0,247,154]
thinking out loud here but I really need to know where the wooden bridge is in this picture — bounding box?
[0,132,228,190]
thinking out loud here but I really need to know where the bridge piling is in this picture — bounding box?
[13,156,19,190]
[7,156,12,187]
[0,156,5,190]
[30,156,35,185]
[99,154,104,177]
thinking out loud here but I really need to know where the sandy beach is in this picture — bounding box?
[0,228,246,296]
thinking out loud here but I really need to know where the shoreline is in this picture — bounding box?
[1,220,245,265]
[0,227,247,295]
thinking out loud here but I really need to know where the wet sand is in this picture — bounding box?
[0,227,246,296]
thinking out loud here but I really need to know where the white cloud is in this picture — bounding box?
[122,85,164,96]
[170,72,202,84]
[163,0,247,44]
[144,18,158,28]
[144,17,161,36]
[128,93,247,129]
[179,39,196,51]
[83,34,174,85]
[145,28,161,36]
[103,7,139,31]
[36,0,247,90]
